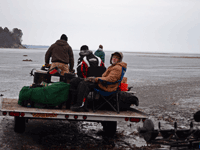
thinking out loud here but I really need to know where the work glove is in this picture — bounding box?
[85,77,96,83]
[45,63,51,68]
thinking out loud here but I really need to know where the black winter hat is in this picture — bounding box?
[60,34,68,41]
[80,45,89,51]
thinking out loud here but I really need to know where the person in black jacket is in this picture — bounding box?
[77,45,104,78]
[68,45,105,110]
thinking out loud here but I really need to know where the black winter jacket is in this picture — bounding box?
[77,50,104,78]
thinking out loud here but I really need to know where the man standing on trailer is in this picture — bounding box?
[45,34,74,75]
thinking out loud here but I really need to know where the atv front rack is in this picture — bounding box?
[30,66,76,86]
[138,119,200,149]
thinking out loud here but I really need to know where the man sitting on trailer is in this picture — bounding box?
[69,52,127,112]
[76,45,105,78]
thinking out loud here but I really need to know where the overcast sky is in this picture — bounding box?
[1,0,200,53]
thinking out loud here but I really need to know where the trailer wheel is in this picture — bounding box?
[101,121,117,136]
[14,116,26,133]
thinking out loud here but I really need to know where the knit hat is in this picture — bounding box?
[110,52,123,64]
[80,45,89,51]
[60,34,68,41]
[79,45,92,56]
[99,45,103,49]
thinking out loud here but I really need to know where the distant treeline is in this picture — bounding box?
[0,27,25,48]
[23,45,49,49]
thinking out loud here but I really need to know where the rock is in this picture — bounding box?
[22,59,32,61]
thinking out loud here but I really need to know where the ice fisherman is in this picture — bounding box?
[94,45,105,63]
[45,34,74,75]
[77,45,105,78]
[70,52,127,112]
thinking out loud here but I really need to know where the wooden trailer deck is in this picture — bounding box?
[0,98,148,122]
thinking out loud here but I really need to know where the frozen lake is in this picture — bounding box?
[0,48,200,98]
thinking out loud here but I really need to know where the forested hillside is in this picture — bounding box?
[0,27,25,48]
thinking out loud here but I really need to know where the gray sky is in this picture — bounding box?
[1,0,200,53]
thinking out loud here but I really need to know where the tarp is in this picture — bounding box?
[18,82,70,107]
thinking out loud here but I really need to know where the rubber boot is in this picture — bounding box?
[70,97,89,112]
[70,83,90,112]
[70,88,89,112]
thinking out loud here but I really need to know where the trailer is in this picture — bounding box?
[0,97,148,136]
